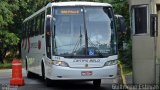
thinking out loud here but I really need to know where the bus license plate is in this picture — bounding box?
[81,71,92,76]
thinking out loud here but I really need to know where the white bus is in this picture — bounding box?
[21,1,124,87]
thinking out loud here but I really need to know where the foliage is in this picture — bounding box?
[0,0,20,63]
[0,63,12,69]
[0,0,50,63]
[8,0,50,35]
[0,30,19,63]
[0,0,19,29]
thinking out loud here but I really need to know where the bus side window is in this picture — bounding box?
[22,23,25,39]
[33,18,36,36]
[24,23,26,38]
[39,14,43,35]
[27,21,29,36]
[26,22,28,38]
[25,23,27,38]
[30,19,33,37]
[37,14,41,35]
[40,12,45,34]
[35,16,38,36]
[28,21,31,37]
[47,7,51,15]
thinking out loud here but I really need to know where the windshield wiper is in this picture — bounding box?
[72,26,84,55]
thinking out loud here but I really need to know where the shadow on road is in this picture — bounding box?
[46,81,108,90]
[19,74,113,90]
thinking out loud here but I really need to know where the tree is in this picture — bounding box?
[0,0,52,63]
[0,0,19,29]
[0,0,20,63]
[0,30,19,63]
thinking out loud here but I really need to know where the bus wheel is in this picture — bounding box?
[27,71,34,78]
[45,78,52,87]
[26,59,32,78]
[41,62,45,80]
[93,79,101,88]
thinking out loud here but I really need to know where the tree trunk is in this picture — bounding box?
[0,55,4,64]
[0,48,7,64]
[18,42,21,58]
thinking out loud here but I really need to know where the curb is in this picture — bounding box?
[118,62,130,90]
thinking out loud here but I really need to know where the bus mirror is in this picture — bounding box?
[52,17,56,21]
[47,15,52,18]
[115,15,126,33]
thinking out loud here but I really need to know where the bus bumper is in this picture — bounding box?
[47,64,117,80]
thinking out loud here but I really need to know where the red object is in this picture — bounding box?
[38,40,41,50]
[10,59,24,86]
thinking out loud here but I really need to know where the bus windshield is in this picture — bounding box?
[53,6,116,58]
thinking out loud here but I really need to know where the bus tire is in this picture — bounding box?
[93,79,101,88]
[41,62,45,80]
[27,71,33,78]
[26,59,32,78]
[45,78,52,87]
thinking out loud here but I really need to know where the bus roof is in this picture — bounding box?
[49,1,112,7]
[23,1,112,22]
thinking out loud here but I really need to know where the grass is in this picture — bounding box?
[123,65,132,76]
[0,63,12,69]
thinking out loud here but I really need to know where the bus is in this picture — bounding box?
[21,1,124,87]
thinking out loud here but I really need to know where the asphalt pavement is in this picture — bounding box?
[0,69,118,90]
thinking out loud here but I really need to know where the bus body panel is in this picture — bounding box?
[47,64,117,80]
[21,34,45,75]
[45,55,117,80]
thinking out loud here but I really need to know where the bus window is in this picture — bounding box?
[40,12,45,34]
[47,7,51,15]
[24,23,27,38]
[35,16,38,36]
[30,19,33,37]
[33,18,36,36]
[28,21,31,37]
[26,22,30,38]
[37,14,41,35]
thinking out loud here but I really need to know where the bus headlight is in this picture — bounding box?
[50,60,69,67]
[104,60,117,66]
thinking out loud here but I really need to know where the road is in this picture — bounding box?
[0,69,118,90]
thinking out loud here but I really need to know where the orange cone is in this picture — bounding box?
[10,59,24,86]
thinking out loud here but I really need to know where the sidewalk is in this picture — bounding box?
[125,74,133,84]
[123,75,133,90]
